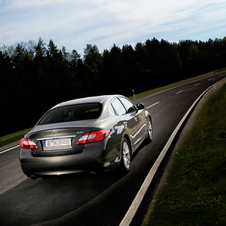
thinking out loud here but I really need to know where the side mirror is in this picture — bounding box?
[136,103,144,110]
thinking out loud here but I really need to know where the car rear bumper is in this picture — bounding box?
[20,156,102,176]
[20,140,121,177]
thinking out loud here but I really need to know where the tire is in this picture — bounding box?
[120,138,131,173]
[147,117,153,142]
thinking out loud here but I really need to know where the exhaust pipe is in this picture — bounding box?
[90,171,97,176]
[30,175,37,180]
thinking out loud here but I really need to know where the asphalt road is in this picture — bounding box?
[0,72,225,226]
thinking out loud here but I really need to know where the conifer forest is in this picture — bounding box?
[1,37,226,136]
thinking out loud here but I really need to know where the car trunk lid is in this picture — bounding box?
[26,121,99,156]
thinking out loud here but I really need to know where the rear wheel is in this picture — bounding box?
[30,175,38,180]
[120,138,131,173]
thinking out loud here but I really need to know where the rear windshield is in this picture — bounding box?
[38,103,101,125]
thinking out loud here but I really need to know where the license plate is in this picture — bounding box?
[43,138,71,150]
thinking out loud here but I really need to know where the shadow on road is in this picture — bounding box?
[0,170,123,226]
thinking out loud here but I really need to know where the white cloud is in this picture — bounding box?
[0,0,226,55]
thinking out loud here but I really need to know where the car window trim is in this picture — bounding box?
[111,97,127,116]
[119,97,137,114]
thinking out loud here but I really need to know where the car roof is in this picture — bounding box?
[51,95,120,109]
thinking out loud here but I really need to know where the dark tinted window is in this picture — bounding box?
[120,98,137,113]
[38,103,101,125]
[112,98,126,115]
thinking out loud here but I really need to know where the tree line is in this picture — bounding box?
[1,37,226,136]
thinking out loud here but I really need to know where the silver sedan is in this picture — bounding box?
[20,95,153,178]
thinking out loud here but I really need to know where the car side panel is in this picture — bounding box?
[134,109,148,148]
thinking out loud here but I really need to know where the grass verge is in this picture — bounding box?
[142,83,226,225]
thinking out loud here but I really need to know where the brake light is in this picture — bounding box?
[77,129,110,145]
[20,138,38,149]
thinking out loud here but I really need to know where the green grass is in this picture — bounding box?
[143,83,226,226]
[0,128,32,147]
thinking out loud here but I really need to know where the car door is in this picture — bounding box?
[111,98,137,149]
[119,97,146,151]
[135,107,147,143]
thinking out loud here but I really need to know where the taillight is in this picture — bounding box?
[20,138,38,149]
[77,129,110,145]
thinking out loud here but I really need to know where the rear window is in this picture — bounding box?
[38,103,101,125]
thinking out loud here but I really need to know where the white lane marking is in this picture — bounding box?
[208,78,213,81]
[176,90,183,94]
[146,102,160,109]
[135,73,220,102]
[0,145,20,155]
[194,83,200,86]
[119,85,214,226]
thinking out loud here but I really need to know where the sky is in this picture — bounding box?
[0,0,226,56]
